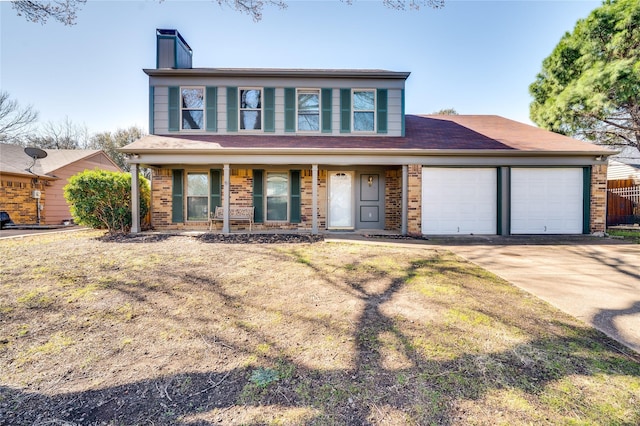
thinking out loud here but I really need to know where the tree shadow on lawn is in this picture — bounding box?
[2,251,640,425]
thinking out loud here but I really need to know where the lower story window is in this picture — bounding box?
[266,172,288,221]
[187,172,208,221]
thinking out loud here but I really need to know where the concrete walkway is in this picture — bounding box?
[441,237,640,354]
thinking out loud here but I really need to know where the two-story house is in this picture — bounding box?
[121,29,613,236]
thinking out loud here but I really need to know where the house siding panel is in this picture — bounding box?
[149,81,404,137]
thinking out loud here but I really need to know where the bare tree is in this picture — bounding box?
[0,91,39,143]
[11,0,443,25]
[89,126,145,172]
[432,108,458,115]
[26,117,90,149]
[10,0,87,25]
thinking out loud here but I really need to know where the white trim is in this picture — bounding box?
[352,89,376,134]
[296,88,321,133]
[180,86,206,131]
[239,87,263,132]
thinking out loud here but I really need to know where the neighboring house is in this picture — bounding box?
[121,29,614,235]
[0,143,121,225]
[607,160,640,183]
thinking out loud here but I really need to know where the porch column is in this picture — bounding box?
[401,165,408,236]
[223,164,230,234]
[312,164,318,234]
[130,163,140,234]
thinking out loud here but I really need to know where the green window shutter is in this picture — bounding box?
[168,86,179,132]
[284,88,296,133]
[227,87,238,132]
[321,88,332,133]
[206,87,217,132]
[253,169,264,223]
[264,87,275,132]
[149,86,155,134]
[340,88,351,133]
[210,169,222,214]
[290,170,301,223]
[583,167,591,234]
[172,169,184,223]
[377,89,388,134]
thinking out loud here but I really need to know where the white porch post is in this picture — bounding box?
[312,164,318,234]
[130,163,140,234]
[401,165,408,236]
[223,164,230,234]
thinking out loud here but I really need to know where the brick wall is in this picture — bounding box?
[406,164,422,235]
[590,164,607,233]
[0,176,47,225]
[385,168,401,231]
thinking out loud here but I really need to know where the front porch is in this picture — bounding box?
[131,164,419,236]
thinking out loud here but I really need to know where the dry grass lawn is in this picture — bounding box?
[0,230,639,425]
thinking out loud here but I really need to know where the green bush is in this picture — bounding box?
[64,169,150,233]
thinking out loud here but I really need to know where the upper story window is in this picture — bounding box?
[297,90,320,132]
[353,89,375,132]
[181,88,204,130]
[240,89,262,130]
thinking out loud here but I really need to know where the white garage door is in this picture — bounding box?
[511,168,583,234]
[422,168,497,235]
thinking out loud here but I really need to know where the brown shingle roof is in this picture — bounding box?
[121,115,614,154]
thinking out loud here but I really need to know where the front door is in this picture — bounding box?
[328,171,354,229]
[356,173,384,230]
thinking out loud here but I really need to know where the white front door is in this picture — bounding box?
[328,171,354,229]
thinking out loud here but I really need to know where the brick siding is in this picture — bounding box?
[0,176,47,225]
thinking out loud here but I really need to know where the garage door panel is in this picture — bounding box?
[422,168,497,235]
[511,168,583,234]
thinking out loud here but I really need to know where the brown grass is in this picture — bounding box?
[0,230,639,425]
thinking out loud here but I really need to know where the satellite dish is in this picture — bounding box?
[25,147,48,159]
[24,147,48,173]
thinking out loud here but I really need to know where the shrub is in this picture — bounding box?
[64,169,150,233]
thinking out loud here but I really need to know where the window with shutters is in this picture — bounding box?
[297,89,320,132]
[181,87,204,130]
[187,172,209,221]
[353,89,375,132]
[240,88,262,130]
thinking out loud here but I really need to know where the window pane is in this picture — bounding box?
[182,88,203,108]
[354,112,374,131]
[241,90,261,109]
[183,110,203,129]
[240,111,261,130]
[267,173,288,196]
[266,172,288,221]
[298,114,319,131]
[267,197,287,221]
[188,173,208,196]
[187,197,208,221]
[298,93,319,112]
[353,91,374,110]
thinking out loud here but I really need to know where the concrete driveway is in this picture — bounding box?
[441,237,640,354]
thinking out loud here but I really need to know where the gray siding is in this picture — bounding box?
[150,78,404,137]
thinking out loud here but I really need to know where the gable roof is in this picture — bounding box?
[121,115,614,156]
[0,143,118,179]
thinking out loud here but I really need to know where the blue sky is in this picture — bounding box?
[1,0,600,135]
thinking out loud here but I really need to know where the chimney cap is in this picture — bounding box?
[156,29,192,53]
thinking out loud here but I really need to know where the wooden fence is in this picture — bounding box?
[607,179,640,225]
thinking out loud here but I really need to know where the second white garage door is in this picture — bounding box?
[511,168,584,234]
[422,168,497,235]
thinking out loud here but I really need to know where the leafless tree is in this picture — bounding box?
[10,0,87,25]
[26,117,90,149]
[11,0,443,25]
[0,91,39,143]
